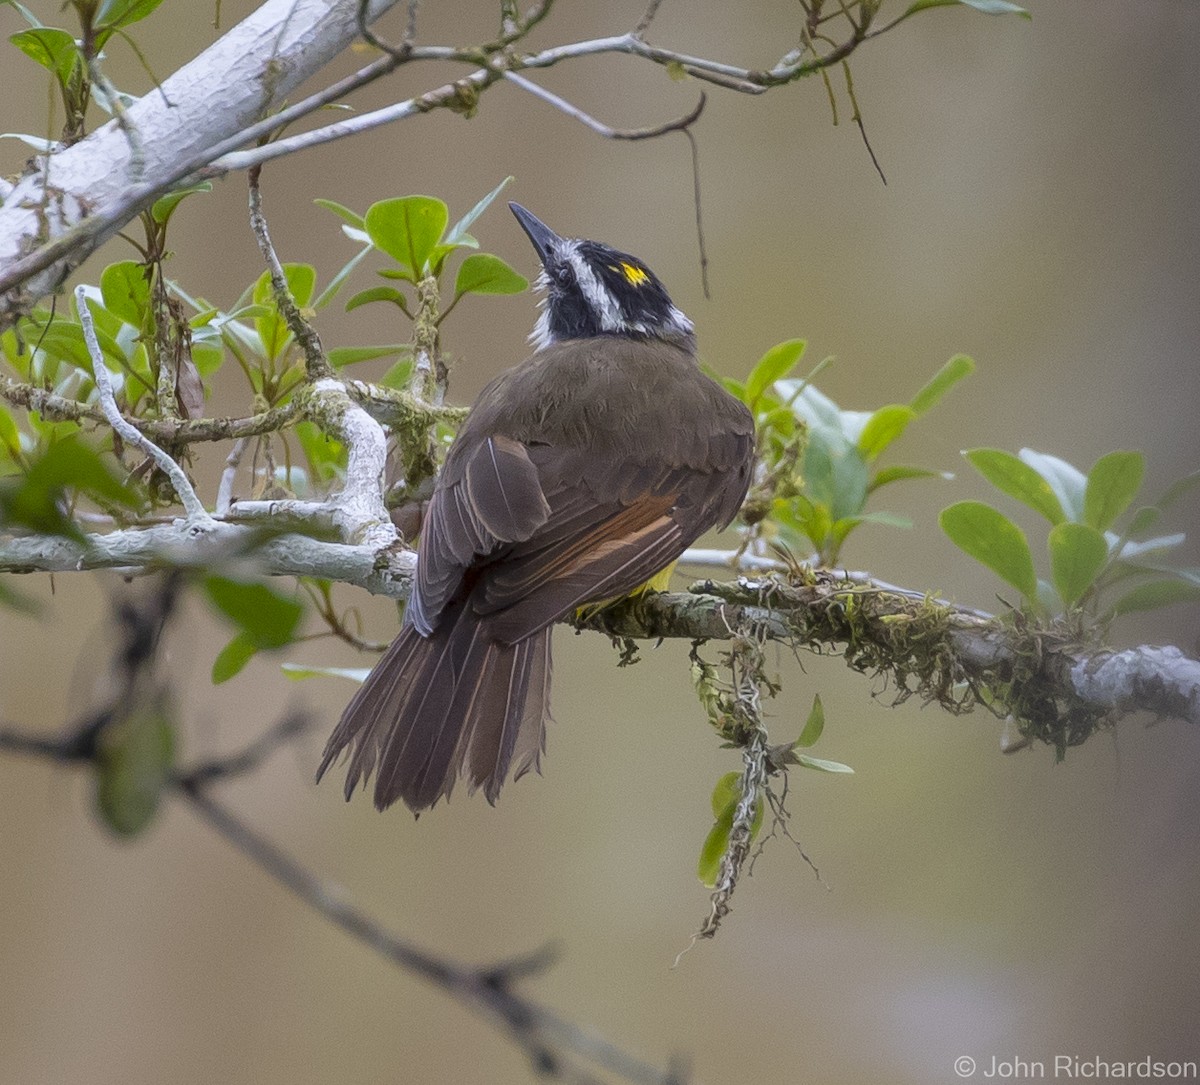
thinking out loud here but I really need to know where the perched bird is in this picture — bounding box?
[318,203,755,813]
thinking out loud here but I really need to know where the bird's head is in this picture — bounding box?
[509,202,695,352]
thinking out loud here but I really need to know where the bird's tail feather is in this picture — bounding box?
[316,604,551,813]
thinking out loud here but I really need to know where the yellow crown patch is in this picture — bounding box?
[619,262,650,287]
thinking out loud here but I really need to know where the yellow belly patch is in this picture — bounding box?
[574,561,676,621]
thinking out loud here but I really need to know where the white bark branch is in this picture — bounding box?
[2,523,1196,730]
[0,523,414,598]
[76,285,211,523]
[0,0,403,318]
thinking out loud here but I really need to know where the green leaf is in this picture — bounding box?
[280,663,371,683]
[709,770,742,817]
[698,774,765,887]
[1019,449,1087,523]
[9,27,81,86]
[202,576,304,649]
[150,181,212,225]
[95,704,174,837]
[795,694,824,748]
[100,260,150,328]
[293,419,346,484]
[212,631,258,684]
[313,242,373,311]
[365,196,449,278]
[897,0,1029,19]
[697,808,734,887]
[804,436,868,522]
[909,354,975,415]
[1113,533,1187,564]
[744,339,806,406]
[0,404,21,460]
[1048,521,1108,605]
[453,252,528,297]
[345,285,410,314]
[96,0,166,29]
[857,404,916,462]
[445,176,513,247]
[940,501,1038,601]
[314,198,365,229]
[960,0,1029,14]
[965,448,1066,525]
[1109,579,1200,617]
[796,754,855,774]
[0,577,39,613]
[380,358,415,389]
[3,3,43,28]
[327,344,407,368]
[0,437,139,537]
[1084,450,1144,531]
[869,464,952,492]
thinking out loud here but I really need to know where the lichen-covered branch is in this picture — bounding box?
[0,523,415,598]
[3,520,1195,737]
[574,574,1200,740]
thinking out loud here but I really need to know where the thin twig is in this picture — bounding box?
[503,71,707,140]
[87,57,145,181]
[75,285,211,523]
[683,127,710,299]
[216,437,248,516]
[177,784,683,1085]
[247,167,332,381]
[356,0,418,60]
[634,0,666,38]
[0,374,303,443]
[175,712,316,789]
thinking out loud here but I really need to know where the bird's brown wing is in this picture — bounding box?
[473,448,747,643]
[406,433,551,635]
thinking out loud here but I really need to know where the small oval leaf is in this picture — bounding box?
[453,252,528,297]
[365,196,449,277]
[965,448,1065,525]
[1048,521,1108,605]
[795,694,824,748]
[940,501,1038,601]
[744,339,806,405]
[1084,450,1144,531]
[857,404,917,461]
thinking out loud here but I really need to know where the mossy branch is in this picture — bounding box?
[576,571,1200,743]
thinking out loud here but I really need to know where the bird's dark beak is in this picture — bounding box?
[509,202,561,266]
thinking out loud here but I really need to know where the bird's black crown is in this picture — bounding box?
[510,203,695,350]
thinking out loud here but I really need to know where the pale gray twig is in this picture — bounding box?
[75,285,211,524]
[502,71,706,140]
[215,437,248,516]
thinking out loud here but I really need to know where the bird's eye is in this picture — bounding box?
[553,264,574,287]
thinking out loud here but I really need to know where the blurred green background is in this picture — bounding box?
[2,2,1198,1083]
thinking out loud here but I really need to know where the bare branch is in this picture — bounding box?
[247,167,333,381]
[0,524,416,599]
[2,519,1195,735]
[503,72,706,140]
[76,285,211,523]
[0,375,303,443]
[215,437,248,517]
[634,0,667,38]
[180,785,683,1085]
[356,0,418,59]
[2,6,889,314]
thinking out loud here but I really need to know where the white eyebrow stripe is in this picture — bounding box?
[565,244,623,333]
